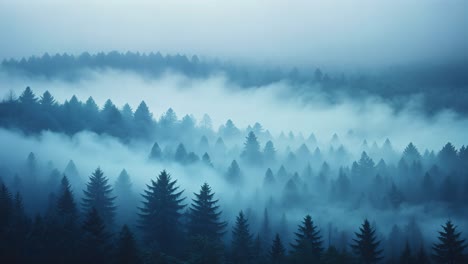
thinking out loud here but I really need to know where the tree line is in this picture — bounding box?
[1,168,466,264]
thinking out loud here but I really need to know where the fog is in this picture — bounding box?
[2,70,467,151]
[1,0,467,67]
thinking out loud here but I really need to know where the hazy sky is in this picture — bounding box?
[0,0,466,68]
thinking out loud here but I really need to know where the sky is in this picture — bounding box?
[0,0,467,68]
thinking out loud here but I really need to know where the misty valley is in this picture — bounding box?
[0,58,467,264]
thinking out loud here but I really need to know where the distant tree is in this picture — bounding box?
[200,114,213,130]
[202,153,213,167]
[57,176,78,223]
[263,140,276,163]
[358,151,375,177]
[220,119,240,139]
[174,143,188,163]
[231,211,253,264]
[276,165,288,182]
[402,143,421,164]
[270,233,286,264]
[432,220,466,264]
[290,215,323,263]
[114,169,137,226]
[148,142,162,160]
[417,247,430,264]
[241,131,263,165]
[40,90,56,108]
[133,101,153,138]
[438,142,458,171]
[387,183,404,209]
[82,168,116,227]
[115,225,142,264]
[138,170,186,255]
[322,246,354,264]
[263,168,275,186]
[19,86,38,105]
[351,219,383,264]
[226,160,242,183]
[81,208,112,264]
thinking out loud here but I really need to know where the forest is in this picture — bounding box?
[0,86,467,263]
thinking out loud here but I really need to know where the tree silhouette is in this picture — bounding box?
[231,211,253,264]
[138,170,186,255]
[241,131,262,165]
[115,225,141,264]
[81,207,112,264]
[432,220,466,264]
[290,215,323,263]
[82,168,116,227]
[351,219,383,264]
[269,233,286,264]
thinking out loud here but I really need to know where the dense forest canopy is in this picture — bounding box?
[2,51,468,115]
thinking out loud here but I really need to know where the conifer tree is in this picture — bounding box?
[188,183,226,239]
[263,168,275,186]
[270,233,286,264]
[400,241,415,264]
[81,208,112,264]
[174,143,188,163]
[139,170,186,255]
[290,215,323,263]
[226,160,242,183]
[263,140,276,163]
[82,168,116,227]
[149,142,162,160]
[432,220,466,264]
[57,176,78,222]
[231,211,253,264]
[351,219,383,264]
[241,131,263,165]
[202,152,213,167]
[115,225,141,264]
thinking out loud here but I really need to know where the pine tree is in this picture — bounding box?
[19,86,38,104]
[351,219,383,264]
[40,90,56,108]
[241,131,263,165]
[138,170,186,255]
[226,160,242,183]
[432,220,466,264]
[57,176,78,222]
[81,208,112,264]
[174,143,188,163]
[263,168,275,186]
[269,233,286,264]
[290,215,323,263]
[263,140,276,163]
[231,211,253,264]
[188,183,226,239]
[82,168,116,227]
[149,142,162,160]
[417,246,430,264]
[115,225,141,264]
[114,169,137,226]
[202,152,213,167]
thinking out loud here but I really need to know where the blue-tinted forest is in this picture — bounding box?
[0,86,467,263]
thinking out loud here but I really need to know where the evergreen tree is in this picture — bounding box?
[138,170,186,255]
[263,168,275,186]
[40,90,56,108]
[417,247,430,264]
[402,143,421,164]
[263,140,276,163]
[174,143,188,163]
[57,176,78,222]
[19,86,38,105]
[82,168,116,227]
[115,225,141,264]
[290,215,323,263]
[269,233,286,264]
[188,183,227,239]
[358,151,375,177]
[231,211,253,264]
[351,219,383,264]
[400,241,415,264]
[241,131,263,165]
[202,152,213,167]
[149,142,162,160]
[226,160,242,183]
[432,220,466,264]
[114,169,137,226]
[81,208,112,264]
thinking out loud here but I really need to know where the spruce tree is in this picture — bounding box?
[81,208,112,264]
[270,233,286,264]
[231,211,253,264]
[400,241,415,264]
[263,140,276,163]
[115,225,141,264]
[82,168,116,227]
[202,152,213,167]
[226,160,242,183]
[241,131,262,165]
[138,170,186,255]
[149,142,162,160]
[188,183,226,239]
[351,219,383,264]
[432,220,466,264]
[290,215,323,263]
[57,176,78,223]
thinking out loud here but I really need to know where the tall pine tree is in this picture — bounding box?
[82,168,116,227]
[138,170,186,256]
[290,215,323,263]
[231,211,253,264]
[432,220,466,264]
[351,219,383,264]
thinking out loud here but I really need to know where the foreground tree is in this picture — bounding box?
[139,170,186,256]
[82,168,116,227]
[351,219,383,264]
[231,211,253,264]
[115,225,141,264]
[81,208,112,264]
[290,215,323,263]
[432,220,466,264]
[269,233,286,264]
